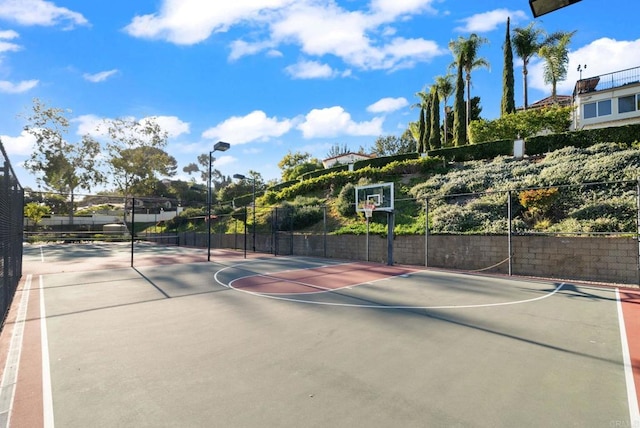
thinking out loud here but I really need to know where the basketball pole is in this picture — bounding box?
[366,215,369,262]
[387,210,394,266]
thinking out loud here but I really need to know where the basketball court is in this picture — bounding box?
[1,241,640,427]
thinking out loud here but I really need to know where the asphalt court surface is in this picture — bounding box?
[3,243,640,427]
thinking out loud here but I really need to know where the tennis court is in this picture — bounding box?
[2,242,640,427]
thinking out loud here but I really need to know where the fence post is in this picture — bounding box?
[424,198,429,268]
[636,179,640,286]
[508,190,513,276]
[323,205,327,258]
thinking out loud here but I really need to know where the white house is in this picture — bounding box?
[322,152,374,169]
[572,66,640,130]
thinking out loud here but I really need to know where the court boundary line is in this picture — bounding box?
[215,260,568,309]
[40,276,54,428]
[616,289,640,425]
[0,274,31,427]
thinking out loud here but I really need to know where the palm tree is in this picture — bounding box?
[538,31,576,103]
[449,34,490,133]
[435,74,454,146]
[512,22,545,110]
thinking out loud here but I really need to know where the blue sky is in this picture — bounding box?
[1,0,639,191]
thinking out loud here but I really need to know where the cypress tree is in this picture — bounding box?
[501,17,516,116]
[429,87,441,150]
[417,105,426,153]
[452,61,467,146]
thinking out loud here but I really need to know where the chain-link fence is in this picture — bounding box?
[22,179,640,285]
[0,141,24,326]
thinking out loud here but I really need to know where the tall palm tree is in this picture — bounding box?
[538,31,576,103]
[512,21,545,110]
[449,34,490,133]
[435,74,454,146]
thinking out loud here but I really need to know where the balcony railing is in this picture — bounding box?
[574,66,640,95]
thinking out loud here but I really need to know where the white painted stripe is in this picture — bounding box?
[616,289,640,425]
[40,275,55,428]
[0,274,32,427]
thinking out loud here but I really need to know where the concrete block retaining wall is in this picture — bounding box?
[177,231,639,285]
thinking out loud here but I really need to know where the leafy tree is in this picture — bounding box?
[326,143,350,158]
[449,34,490,133]
[512,21,546,110]
[468,105,573,143]
[428,85,441,150]
[278,151,323,181]
[539,31,576,103]
[22,98,105,223]
[105,117,177,197]
[24,202,50,230]
[501,17,516,116]
[183,153,229,189]
[371,132,416,156]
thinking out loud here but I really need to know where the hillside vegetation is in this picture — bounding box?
[164,140,640,237]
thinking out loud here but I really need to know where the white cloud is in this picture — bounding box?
[0,0,88,28]
[528,38,640,95]
[0,79,38,93]
[369,0,436,19]
[297,106,384,139]
[72,114,107,137]
[83,69,119,83]
[73,114,190,139]
[202,110,292,144]
[1,130,35,155]
[144,116,190,138]
[126,0,447,72]
[0,29,20,54]
[455,9,527,33]
[367,97,409,114]
[285,60,336,79]
[124,0,295,45]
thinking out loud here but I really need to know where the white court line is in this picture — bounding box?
[0,274,32,427]
[616,289,640,426]
[215,261,567,309]
[40,276,55,428]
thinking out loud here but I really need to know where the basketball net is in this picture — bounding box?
[363,203,375,219]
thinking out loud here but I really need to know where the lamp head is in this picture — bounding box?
[529,0,581,17]
[213,141,230,152]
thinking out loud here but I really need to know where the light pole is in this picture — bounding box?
[233,173,256,252]
[208,141,230,261]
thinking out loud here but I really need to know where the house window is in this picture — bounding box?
[598,100,611,116]
[584,103,597,119]
[583,99,611,119]
[619,95,637,113]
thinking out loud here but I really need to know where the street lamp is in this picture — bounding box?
[529,0,581,17]
[208,141,230,261]
[233,173,256,252]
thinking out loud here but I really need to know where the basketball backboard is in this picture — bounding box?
[355,182,394,212]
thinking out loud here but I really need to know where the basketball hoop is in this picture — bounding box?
[362,203,375,219]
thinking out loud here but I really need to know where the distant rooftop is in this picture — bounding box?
[573,65,640,96]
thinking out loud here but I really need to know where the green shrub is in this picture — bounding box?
[336,183,356,217]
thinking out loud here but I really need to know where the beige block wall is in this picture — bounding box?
[180,231,639,285]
